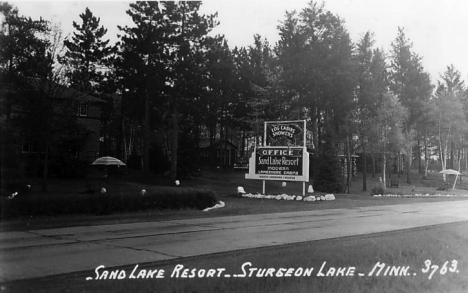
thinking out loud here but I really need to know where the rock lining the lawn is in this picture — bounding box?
[373,193,466,197]
[203,201,226,212]
[241,193,335,201]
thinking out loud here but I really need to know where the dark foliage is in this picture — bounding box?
[370,185,385,196]
[49,158,89,179]
[149,143,170,175]
[313,131,344,193]
[1,188,218,219]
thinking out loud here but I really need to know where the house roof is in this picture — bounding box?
[199,139,238,149]
[28,78,106,103]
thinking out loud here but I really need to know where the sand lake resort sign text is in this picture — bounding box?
[245,120,310,194]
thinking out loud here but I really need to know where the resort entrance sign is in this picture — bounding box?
[245,120,310,195]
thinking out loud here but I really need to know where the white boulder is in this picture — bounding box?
[325,194,335,201]
[304,196,316,202]
[237,186,246,195]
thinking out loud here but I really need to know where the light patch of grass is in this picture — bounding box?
[4,222,468,293]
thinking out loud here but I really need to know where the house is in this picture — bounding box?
[1,78,105,178]
[26,79,105,162]
[73,92,106,162]
[198,139,238,167]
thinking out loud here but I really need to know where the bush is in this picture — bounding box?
[370,185,385,196]
[0,188,218,219]
[49,157,88,178]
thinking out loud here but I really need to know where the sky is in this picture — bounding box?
[9,0,468,84]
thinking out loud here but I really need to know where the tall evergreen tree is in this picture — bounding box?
[117,1,217,177]
[275,1,355,153]
[60,7,112,93]
[432,65,467,174]
[372,93,408,188]
[0,3,51,82]
[117,1,168,173]
[1,3,85,192]
[164,1,218,178]
[313,128,344,193]
[203,36,237,165]
[59,7,116,158]
[389,27,432,183]
[353,32,389,190]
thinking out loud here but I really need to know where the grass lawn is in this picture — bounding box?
[3,221,467,293]
[2,169,468,231]
[1,169,468,292]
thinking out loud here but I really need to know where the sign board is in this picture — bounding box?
[265,121,305,146]
[267,123,302,141]
[245,146,309,182]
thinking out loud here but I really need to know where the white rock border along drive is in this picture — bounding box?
[241,193,335,202]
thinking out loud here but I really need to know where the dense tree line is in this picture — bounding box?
[1,1,467,192]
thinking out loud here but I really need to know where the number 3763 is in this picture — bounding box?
[422,260,459,280]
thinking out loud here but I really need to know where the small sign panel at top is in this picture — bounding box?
[268,123,302,141]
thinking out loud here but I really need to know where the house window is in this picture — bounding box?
[31,142,41,153]
[21,140,43,153]
[78,103,88,117]
[22,142,30,153]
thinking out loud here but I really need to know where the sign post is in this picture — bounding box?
[246,120,309,195]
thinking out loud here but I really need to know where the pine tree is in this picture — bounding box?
[313,129,344,193]
[117,1,217,176]
[60,7,112,93]
[1,3,85,192]
[389,27,433,183]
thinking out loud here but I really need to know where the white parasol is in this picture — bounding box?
[91,157,126,187]
[439,169,462,189]
[91,156,126,166]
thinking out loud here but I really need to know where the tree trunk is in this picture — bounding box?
[382,141,387,189]
[312,106,319,158]
[346,135,352,194]
[424,129,429,178]
[406,154,411,184]
[41,136,49,193]
[241,130,246,157]
[406,139,412,184]
[116,101,124,161]
[417,138,422,174]
[143,89,150,173]
[450,141,454,169]
[170,108,179,180]
[382,153,386,189]
[362,149,367,191]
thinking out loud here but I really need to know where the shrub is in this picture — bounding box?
[370,185,385,196]
[0,188,218,219]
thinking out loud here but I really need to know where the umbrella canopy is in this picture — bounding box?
[90,157,126,189]
[439,169,462,190]
[91,156,126,166]
[439,169,461,175]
